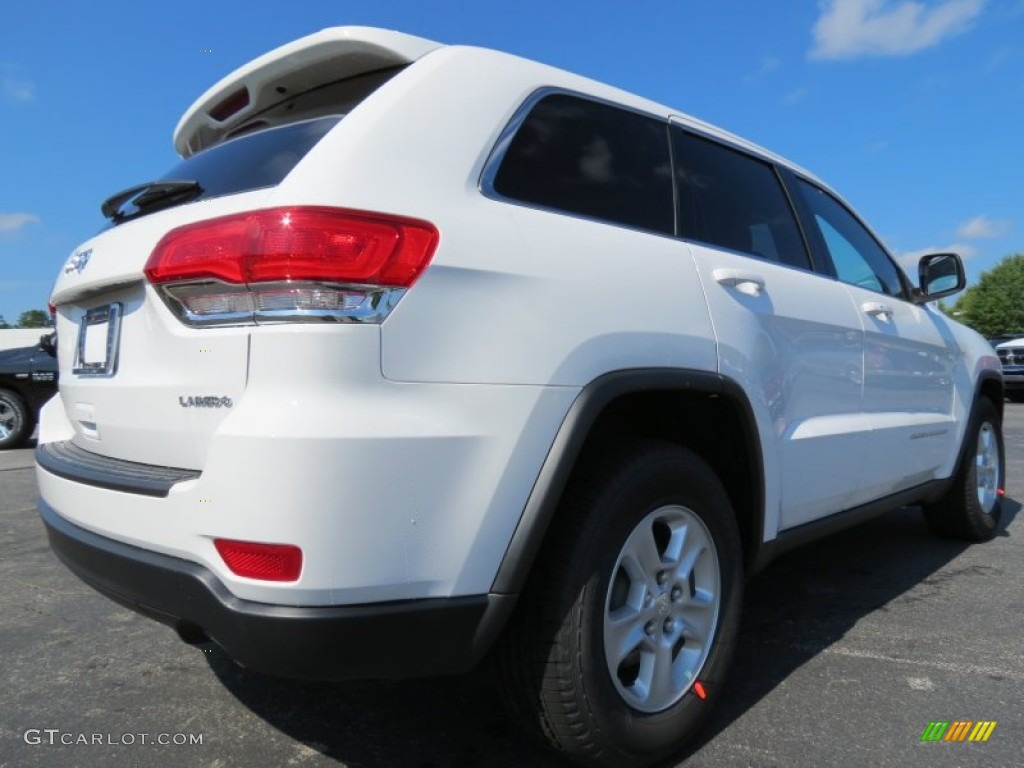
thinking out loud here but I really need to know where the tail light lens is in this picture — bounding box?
[214,539,302,582]
[144,207,438,325]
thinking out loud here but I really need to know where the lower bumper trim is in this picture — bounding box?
[40,500,515,681]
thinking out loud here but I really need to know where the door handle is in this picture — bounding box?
[713,268,766,296]
[862,302,893,320]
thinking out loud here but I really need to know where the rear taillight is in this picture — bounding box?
[144,207,438,326]
[214,539,302,582]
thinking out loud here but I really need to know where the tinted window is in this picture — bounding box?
[157,116,340,202]
[673,130,810,270]
[796,180,903,296]
[492,94,673,234]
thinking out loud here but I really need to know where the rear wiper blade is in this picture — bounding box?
[101,180,203,221]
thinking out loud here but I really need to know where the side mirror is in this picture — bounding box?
[916,252,965,303]
[39,332,57,357]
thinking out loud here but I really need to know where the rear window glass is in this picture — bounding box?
[159,116,339,201]
[491,94,674,235]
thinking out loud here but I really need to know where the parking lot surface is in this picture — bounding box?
[2,411,1022,768]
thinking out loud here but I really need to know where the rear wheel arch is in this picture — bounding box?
[491,369,765,596]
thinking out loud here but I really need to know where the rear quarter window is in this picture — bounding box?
[490,94,674,235]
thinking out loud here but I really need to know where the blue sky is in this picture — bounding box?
[1,0,1021,324]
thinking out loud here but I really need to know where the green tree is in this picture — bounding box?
[15,309,53,328]
[948,253,1024,338]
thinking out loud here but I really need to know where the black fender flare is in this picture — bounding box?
[490,368,765,594]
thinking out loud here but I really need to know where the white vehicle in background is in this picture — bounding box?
[37,27,1004,767]
[995,337,1024,401]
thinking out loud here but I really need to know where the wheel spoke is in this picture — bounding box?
[624,525,664,588]
[680,603,714,644]
[661,522,688,568]
[605,605,652,665]
[643,640,677,706]
[676,645,704,679]
[676,540,705,587]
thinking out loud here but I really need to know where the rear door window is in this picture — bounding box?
[672,129,811,270]
[490,94,674,235]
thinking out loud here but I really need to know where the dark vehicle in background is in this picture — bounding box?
[0,334,58,449]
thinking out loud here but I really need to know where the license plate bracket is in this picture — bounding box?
[73,303,123,377]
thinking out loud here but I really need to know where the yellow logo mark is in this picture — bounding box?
[967,721,997,742]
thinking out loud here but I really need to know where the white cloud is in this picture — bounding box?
[744,55,783,84]
[956,214,1011,239]
[810,0,985,60]
[0,213,40,233]
[784,87,810,105]
[896,242,978,272]
[0,73,34,102]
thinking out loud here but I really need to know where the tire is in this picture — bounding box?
[496,441,743,767]
[923,397,1003,541]
[0,389,32,450]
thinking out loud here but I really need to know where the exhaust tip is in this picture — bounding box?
[175,621,209,645]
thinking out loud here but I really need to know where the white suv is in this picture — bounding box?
[37,27,1004,767]
[995,337,1024,401]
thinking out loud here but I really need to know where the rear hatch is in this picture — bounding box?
[49,27,442,470]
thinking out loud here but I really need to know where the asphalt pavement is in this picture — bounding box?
[1,412,1022,768]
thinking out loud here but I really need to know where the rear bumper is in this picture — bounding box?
[40,500,515,681]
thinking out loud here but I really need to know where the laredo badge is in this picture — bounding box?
[178,395,233,408]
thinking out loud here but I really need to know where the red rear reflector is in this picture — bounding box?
[214,539,302,582]
[208,87,250,121]
[145,207,438,287]
[48,302,56,316]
